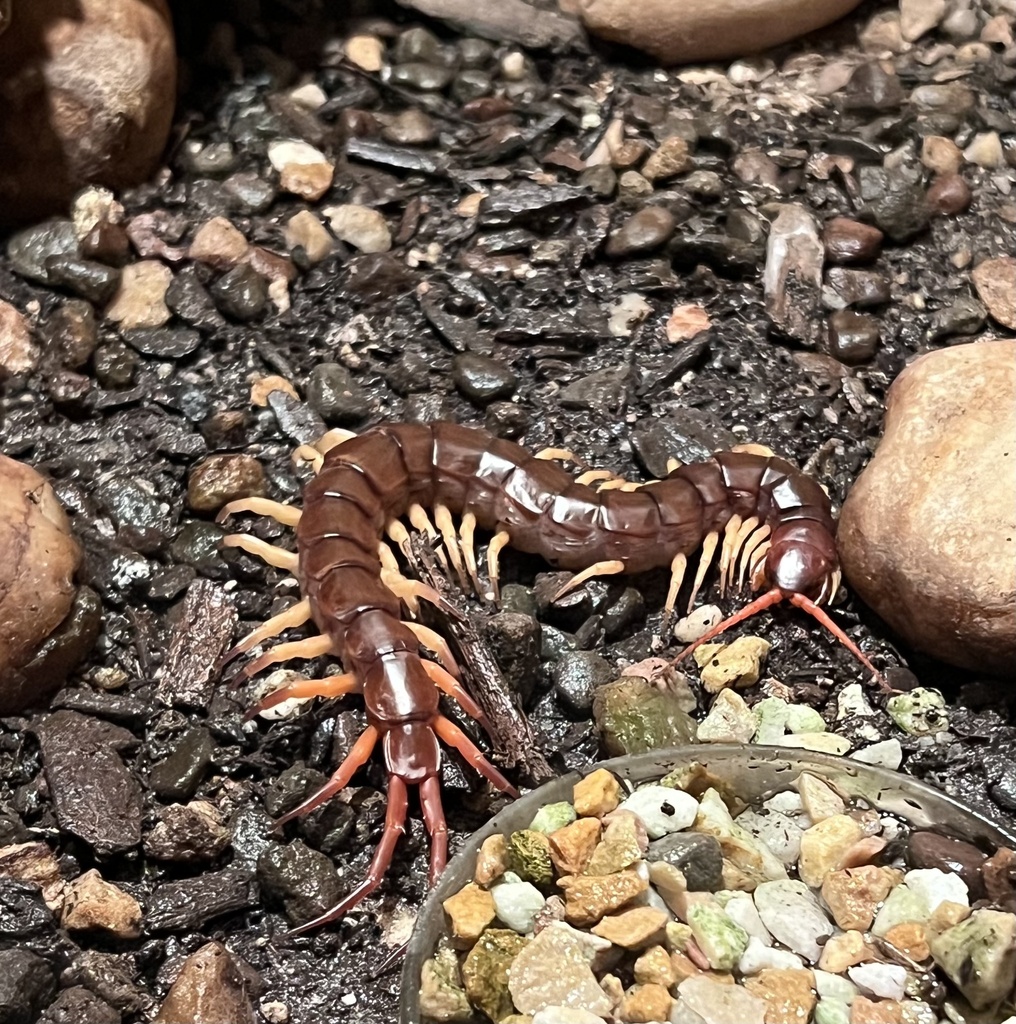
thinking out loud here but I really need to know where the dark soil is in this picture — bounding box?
[1,1,1015,1021]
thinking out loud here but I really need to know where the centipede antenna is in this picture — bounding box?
[216,497,302,527]
[218,598,312,670]
[787,592,885,687]
[284,774,408,936]
[222,534,299,571]
[485,529,511,604]
[274,725,380,828]
[551,559,626,602]
[672,587,786,665]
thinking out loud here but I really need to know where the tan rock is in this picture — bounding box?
[345,34,384,72]
[189,217,251,268]
[0,0,176,227]
[641,137,692,182]
[105,260,173,329]
[839,339,1016,674]
[883,921,930,962]
[743,968,816,1024]
[818,930,871,973]
[921,136,964,176]
[154,942,256,1024]
[576,0,863,65]
[0,455,84,714]
[574,767,621,817]
[549,817,602,876]
[666,303,712,344]
[0,841,65,910]
[0,300,39,379]
[269,140,334,202]
[794,772,845,822]
[284,211,334,264]
[972,258,1016,330]
[61,869,142,938]
[558,868,647,927]
[442,883,496,947]
[326,204,392,254]
[618,982,673,1023]
[850,995,902,1024]
[822,865,902,931]
[693,636,770,692]
[798,814,866,887]
[634,944,677,987]
[250,374,299,406]
[592,907,669,950]
[585,811,644,876]
[475,833,509,885]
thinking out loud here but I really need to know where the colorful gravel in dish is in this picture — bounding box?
[420,764,1016,1024]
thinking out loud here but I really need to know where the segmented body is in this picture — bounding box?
[224,421,876,933]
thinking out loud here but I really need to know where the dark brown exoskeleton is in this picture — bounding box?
[218,422,881,932]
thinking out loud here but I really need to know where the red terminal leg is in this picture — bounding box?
[787,592,886,688]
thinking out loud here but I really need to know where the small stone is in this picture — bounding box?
[765,203,824,346]
[189,216,250,268]
[61,869,142,938]
[739,938,805,975]
[677,975,767,1024]
[799,815,867,887]
[593,675,696,756]
[972,257,1016,330]
[906,832,987,896]
[284,211,333,264]
[850,739,903,770]
[930,909,1016,1008]
[921,136,964,176]
[593,906,669,950]
[0,300,39,378]
[618,785,698,839]
[642,137,692,182]
[306,362,371,424]
[647,832,723,892]
[443,883,496,947]
[604,207,677,258]
[698,688,757,743]
[269,140,334,201]
[818,930,871,973]
[609,293,653,338]
[824,267,891,309]
[926,174,972,216]
[345,33,384,72]
[45,255,121,305]
[674,604,723,642]
[686,901,750,969]
[153,942,256,1024]
[451,352,517,404]
[694,788,788,890]
[753,880,835,963]
[964,132,1005,169]
[693,636,771,692]
[743,968,817,1024]
[210,263,268,322]
[531,1010,604,1024]
[326,204,391,253]
[666,303,712,343]
[822,866,902,930]
[886,688,948,737]
[547,818,600,877]
[492,879,545,934]
[849,996,902,1023]
[7,218,80,283]
[383,107,438,145]
[475,833,509,886]
[187,455,266,513]
[903,867,969,915]
[419,946,472,1023]
[462,929,529,1022]
[900,0,947,40]
[823,218,883,264]
[827,309,880,364]
[574,768,621,817]
[585,811,645,876]
[508,830,554,886]
[618,982,673,1023]
[558,868,648,927]
[634,945,677,987]
[530,801,576,835]
[882,921,929,962]
[105,260,172,329]
[795,773,845,822]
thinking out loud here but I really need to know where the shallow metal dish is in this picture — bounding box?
[399,744,1016,1024]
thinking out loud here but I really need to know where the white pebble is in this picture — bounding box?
[722,893,772,945]
[268,139,329,170]
[738,936,804,974]
[848,963,908,1001]
[850,738,903,770]
[618,785,698,838]
[674,604,723,642]
[904,867,969,912]
[491,880,545,934]
[735,808,803,865]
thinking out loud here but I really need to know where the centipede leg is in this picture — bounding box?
[222,534,299,571]
[293,445,324,474]
[737,526,771,592]
[285,774,408,935]
[244,672,361,720]
[434,503,469,591]
[686,531,719,613]
[534,446,577,464]
[233,634,335,684]
[406,624,461,678]
[551,559,626,602]
[408,503,451,575]
[385,519,417,566]
[576,469,616,486]
[216,497,302,527]
[673,587,786,664]
[485,530,511,605]
[385,579,466,622]
[275,725,380,827]
[717,515,744,597]
[433,715,519,799]
[219,598,312,669]
[422,661,490,730]
[419,774,449,884]
[666,457,683,474]
[458,512,483,596]
[314,428,357,453]
[380,542,420,616]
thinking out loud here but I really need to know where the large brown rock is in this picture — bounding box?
[0,454,84,712]
[839,340,1016,675]
[0,0,176,226]
[575,0,864,65]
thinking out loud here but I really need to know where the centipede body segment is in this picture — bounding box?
[220,421,881,933]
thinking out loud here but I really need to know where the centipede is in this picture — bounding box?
[218,419,882,934]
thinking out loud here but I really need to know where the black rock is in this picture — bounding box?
[44,255,121,305]
[306,362,371,424]
[482,611,543,706]
[166,266,227,330]
[646,832,724,891]
[257,840,344,926]
[452,352,518,404]
[146,867,259,931]
[124,326,203,359]
[6,219,79,283]
[149,726,215,801]
[0,949,56,1024]
[93,342,139,389]
[37,986,119,1024]
[552,651,615,714]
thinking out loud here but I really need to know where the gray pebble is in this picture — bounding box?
[7,218,80,283]
[604,206,677,258]
[210,264,268,321]
[826,310,880,364]
[390,62,455,92]
[44,255,121,304]
[306,362,371,424]
[452,352,518,404]
[552,650,615,713]
[124,327,202,359]
[646,832,724,891]
[93,342,139,389]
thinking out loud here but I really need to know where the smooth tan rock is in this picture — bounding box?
[153,942,256,1024]
[0,0,175,226]
[576,0,864,66]
[0,455,82,714]
[839,340,1016,674]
